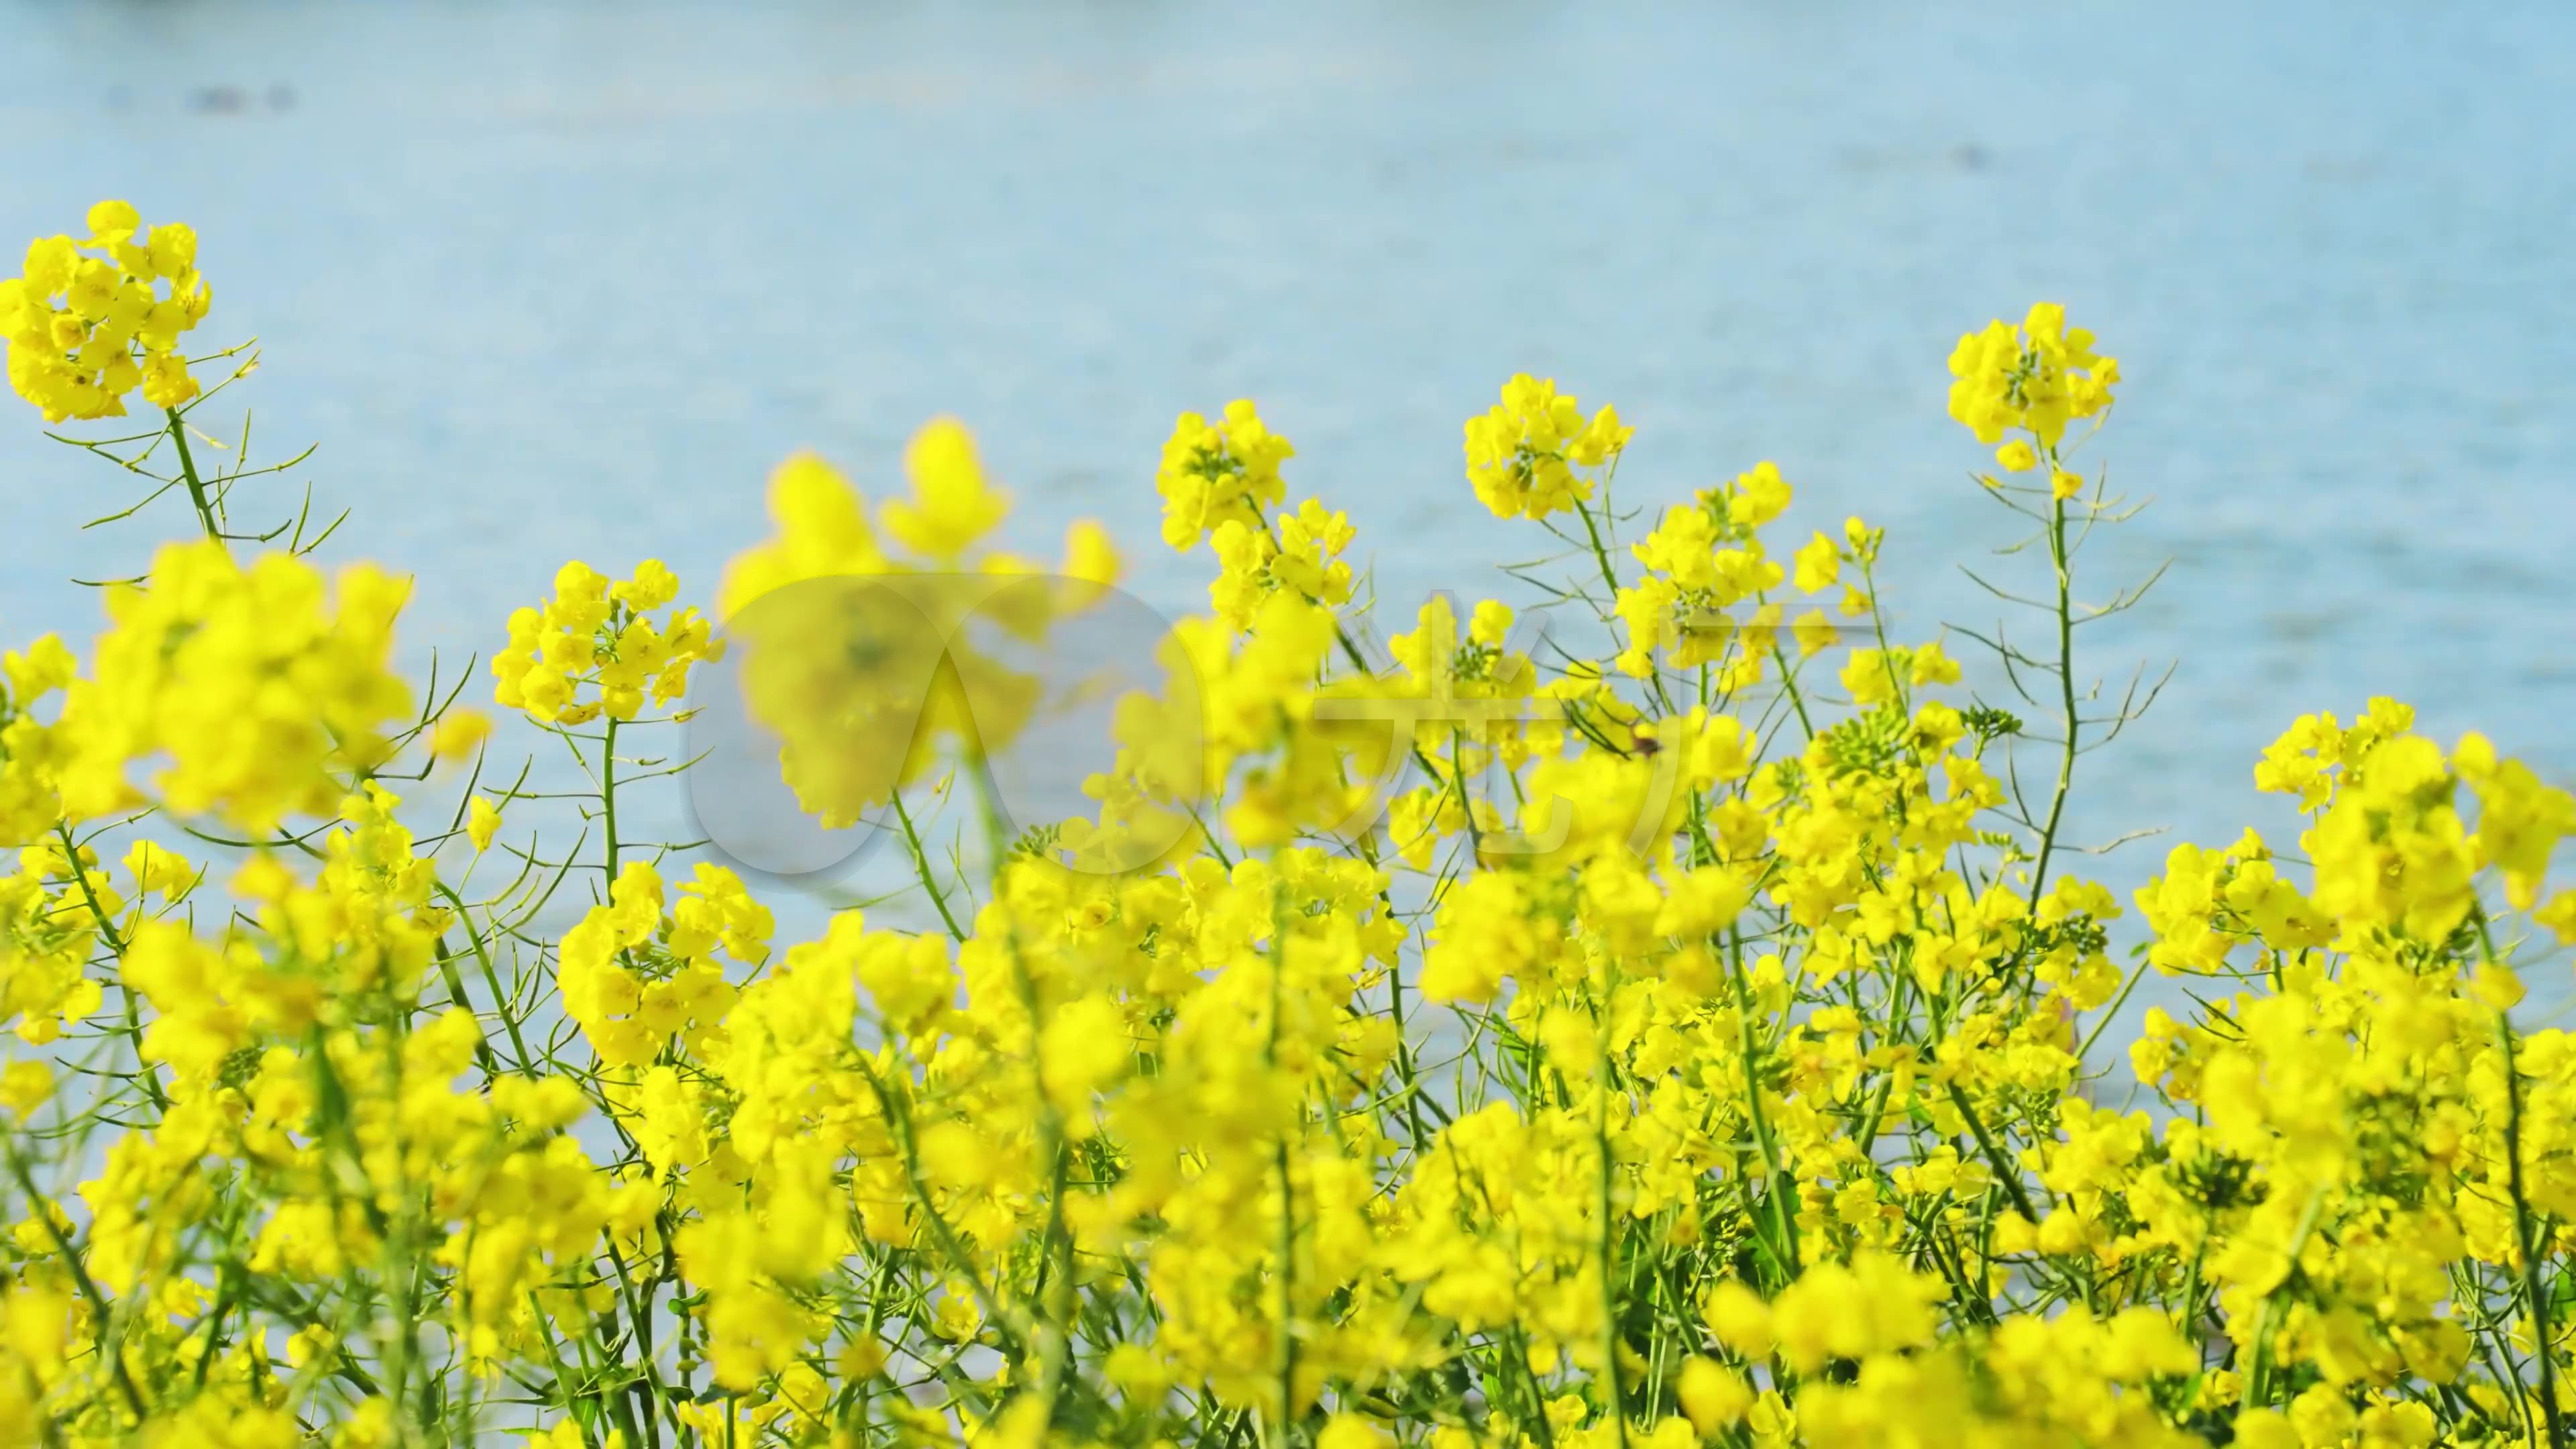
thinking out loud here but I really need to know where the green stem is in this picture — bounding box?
[891,790,967,942]
[1943,1082,2041,1226]
[1574,497,1625,606]
[600,717,620,888]
[2027,486,2078,907]
[998,916,1075,1430]
[165,406,221,540]
[1768,642,1816,739]
[1724,934,1799,1281]
[1267,885,1301,1444]
[54,821,167,1114]
[2494,1009,2566,1446]
[2243,1187,2326,1409]
[5,1141,148,1421]
[1592,1002,1631,1446]
[2074,957,2153,1063]
[433,883,536,1075]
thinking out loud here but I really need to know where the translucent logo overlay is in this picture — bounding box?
[685,574,1703,888]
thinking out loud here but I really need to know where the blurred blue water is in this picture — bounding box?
[5,0,2573,1018]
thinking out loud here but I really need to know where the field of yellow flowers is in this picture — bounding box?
[3,199,2575,1448]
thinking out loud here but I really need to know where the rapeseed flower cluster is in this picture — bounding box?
[1,203,2573,1449]
[491,558,721,728]
[0,201,209,423]
[1462,375,1631,522]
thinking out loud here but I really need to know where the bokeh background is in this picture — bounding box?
[7,0,2572,1020]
